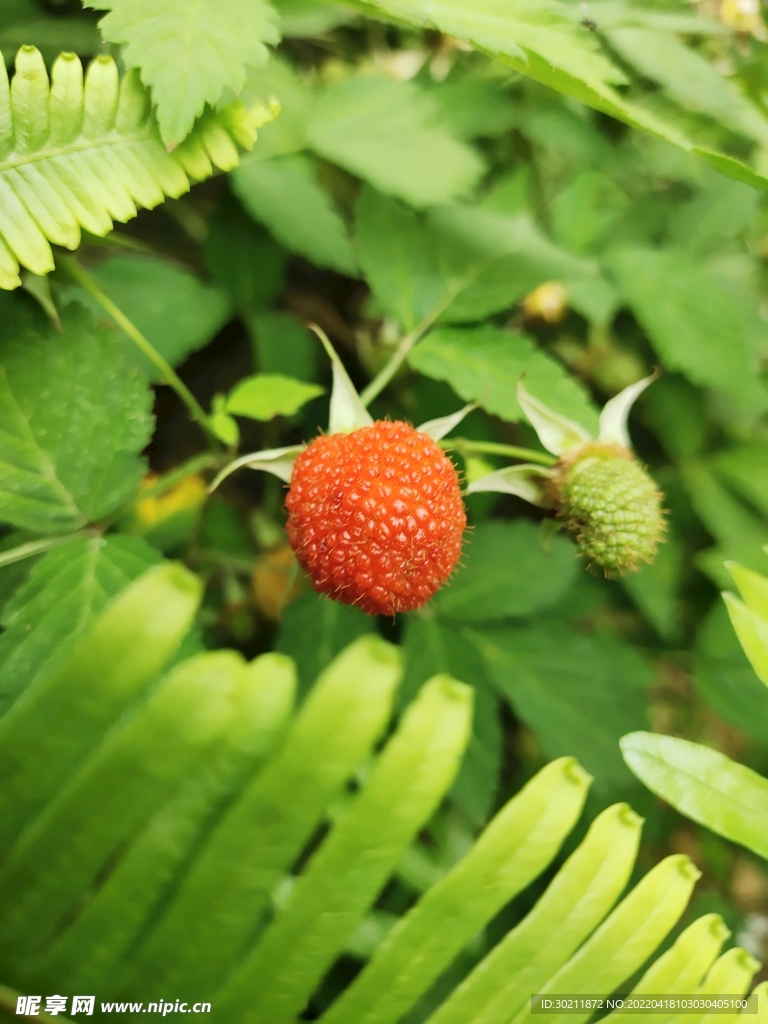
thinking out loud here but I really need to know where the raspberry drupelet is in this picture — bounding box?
[285,420,467,616]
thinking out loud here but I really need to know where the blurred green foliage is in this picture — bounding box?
[4,0,768,1009]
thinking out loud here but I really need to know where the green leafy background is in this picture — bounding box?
[4,0,768,1010]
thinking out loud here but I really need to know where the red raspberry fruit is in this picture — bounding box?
[285,420,467,616]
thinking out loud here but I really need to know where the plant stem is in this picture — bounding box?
[133,452,224,503]
[98,451,225,531]
[360,277,471,407]
[442,438,557,467]
[0,531,92,570]
[0,983,72,1021]
[189,549,260,573]
[61,256,219,447]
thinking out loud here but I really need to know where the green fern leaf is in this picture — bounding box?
[125,635,402,998]
[0,563,201,855]
[36,654,295,993]
[88,0,280,148]
[0,651,245,967]
[215,674,473,1022]
[426,803,643,1024]
[0,535,160,718]
[0,46,268,291]
[322,756,592,1024]
[0,579,760,1018]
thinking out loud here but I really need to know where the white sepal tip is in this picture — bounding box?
[208,445,304,493]
[308,323,373,435]
[598,371,658,448]
[417,403,477,442]
[466,463,553,507]
[517,381,591,456]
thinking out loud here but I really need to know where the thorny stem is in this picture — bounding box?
[442,438,557,467]
[61,257,220,448]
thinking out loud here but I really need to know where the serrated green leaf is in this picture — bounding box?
[89,0,280,148]
[232,152,358,275]
[605,28,768,146]
[247,311,315,381]
[621,732,768,860]
[355,0,625,91]
[62,254,232,377]
[275,589,374,697]
[403,615,501,827]
[427,79,517,140]
[610,248,767,411]
[471,624,651,794]
[0,298,152,534]
[434,521,578,621]
[0,535,160,718]
[204,201,288,315]
[341,0,679,161]
[227,373,324,420]
[307,76,483,207]
[409,326,598,432]
[680,463,768,588]
[343,0,768,192]
[356,188,600,332]
[275,0,356,36]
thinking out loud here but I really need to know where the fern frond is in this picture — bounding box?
[0,565,759,1019]
[0,46,269,291]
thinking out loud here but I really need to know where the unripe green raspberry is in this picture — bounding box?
[551,443,665,575]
